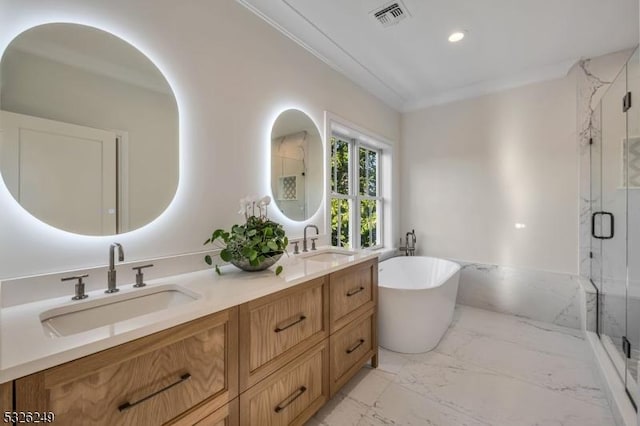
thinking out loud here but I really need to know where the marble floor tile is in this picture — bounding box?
[307,393,370,426]
[361,382,490,426]
[376,347,409,375]
[394,351,614,426]
[431,326,608,407]
[338,367,394,406]
[450,305,591,362]
[310,305,615,426]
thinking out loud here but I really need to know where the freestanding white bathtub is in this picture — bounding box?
[378,256,461,353]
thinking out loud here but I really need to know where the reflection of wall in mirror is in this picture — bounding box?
[272,131,307,221]
[0,48,178,232]
[271,129,323,221]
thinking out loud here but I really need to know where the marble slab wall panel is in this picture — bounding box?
[455,262,582,329]
[581,275,640,351]
[576,50,634,280]
[582,279,598,334]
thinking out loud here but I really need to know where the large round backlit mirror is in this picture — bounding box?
[270,109,323,221]
[0,23,178,235]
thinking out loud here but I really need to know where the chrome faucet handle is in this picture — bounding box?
[293,241,300,255]
[132,264,154,288]
[311,238,318,251]
[61,274,90,300]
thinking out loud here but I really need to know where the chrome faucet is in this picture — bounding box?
[303,224,319,252]
[106,243,124,293]
[399,230,416,256]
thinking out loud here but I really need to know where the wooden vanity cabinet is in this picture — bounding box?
[169,398,238,426]
[0,382,12,413]
[328,258,378,396]
[238,276,329,392]
[329,308,376,396]
[238,258,378,425]
[14,308,238,426]
[10,257,378,426]
[239,341,329,426]
[329,259,377,333]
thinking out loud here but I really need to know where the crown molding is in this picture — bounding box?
[401,58,579,112]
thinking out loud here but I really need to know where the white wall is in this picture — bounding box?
[401,75,578,274]
[1,49,178,231]
[0,0,400,279]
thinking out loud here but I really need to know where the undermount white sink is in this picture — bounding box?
[40,284,200,338]
[302,248,356,263]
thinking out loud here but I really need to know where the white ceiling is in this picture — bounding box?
[237,0,639,111]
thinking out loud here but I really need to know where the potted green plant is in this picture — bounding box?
[204,195,288,275]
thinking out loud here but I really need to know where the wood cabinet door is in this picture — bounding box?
[0,382,12,413]
[239,277,329,391]
[329,308,377,396]
[169,397,238,426]
[15,308,238,426]
[329,258,378,333]
[239,341,329,426]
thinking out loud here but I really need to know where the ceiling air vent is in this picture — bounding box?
[370,1,410,28]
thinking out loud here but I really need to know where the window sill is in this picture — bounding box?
[365,246,399,262]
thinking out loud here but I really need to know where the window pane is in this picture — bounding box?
[331,198,350,248]
[331,137,349,195]
[359,147,377,196]
[360,199,378,248]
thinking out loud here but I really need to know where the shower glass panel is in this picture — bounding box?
[591,102,603,312]
[626,48,640,400]
[591,47,640,407]
[597,58,628,387]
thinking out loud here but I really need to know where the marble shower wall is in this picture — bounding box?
[436,50,634,332]
[575,49,634,337]
[577,49,635,280]
[456,51,629,330]
[456,262,582,329]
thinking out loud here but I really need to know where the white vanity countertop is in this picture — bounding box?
[0,248,378,383]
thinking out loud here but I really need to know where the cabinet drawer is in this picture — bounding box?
[168,397,238,426]
[192,398,238,426]
[16,308,238,426]
[239,341,329,426]
[329,309,376,396]
[329,259,377,333]
[239,277,328,391]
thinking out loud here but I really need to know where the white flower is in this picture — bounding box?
[258,195,271,207]
[238,197,249,215]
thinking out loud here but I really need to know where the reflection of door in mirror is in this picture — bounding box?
[0,23,178,236]
[0,111,117,235]
[273,131,307,221]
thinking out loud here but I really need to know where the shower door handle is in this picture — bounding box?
[592,211,615,239]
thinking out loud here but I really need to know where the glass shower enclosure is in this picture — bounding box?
[591,47,640,408]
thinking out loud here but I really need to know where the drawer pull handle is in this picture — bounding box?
[117,373,191,412]
[346,339,365,354]
[346,286,365,297]
[274,386,307,413]
[274,315,307,333]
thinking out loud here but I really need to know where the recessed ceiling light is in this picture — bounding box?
[448,31,465,43]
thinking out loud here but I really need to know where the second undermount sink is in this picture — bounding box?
[40,284,200,338]
[302,248,356,263]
